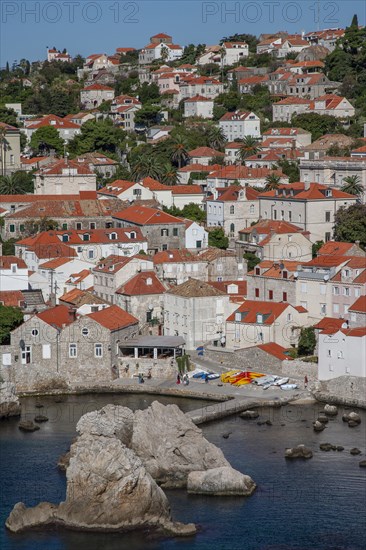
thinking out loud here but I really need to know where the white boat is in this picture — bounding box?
[280,384,298,391]
[207,373,220,380]
[254,375,277,386]
[273,377,289,386]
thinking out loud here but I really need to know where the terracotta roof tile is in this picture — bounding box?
[0,256,27,269]
[112,205,184,225]
[349,296,366,313]
[257,342,293,360]
[0,290,25,307]
[36,305,74,329]
[227,300,290,324]
[116,271,166,296]
[87,304,138,331]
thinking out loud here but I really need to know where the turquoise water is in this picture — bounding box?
[1,395,365,550]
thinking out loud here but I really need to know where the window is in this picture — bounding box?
[42,344,51,359]
[320,284,326,295]
[343,287,350,296]
[90,222,96,229]
[320,303,326,315]
[76,223,82,230]
[173,228,178,237]
[83,233,90,241]
[109,232,117,240]
[95,343,103,357]
[268,290,273,300]
[230,205,235,214]
[62,223,68,230]
[21,345,32,365]
[161,229,169,237]
[20,224,25,232]
[249,204,255,214]
[333,304,339,314]
[327,349,332,357]
[355,287,361,297]
[146,310,152,323]
[325,232,331,242]
[333,286,339,295]
[62,234,69,242]
[288,211,292,222]
[81,327,89,336]
[31,329,39,337]
[88,249,94,259]
[301,282,307,293]
[283,292,287,302]
[287,313,292,322]
[255,267,260,275]
[325,211,331,222]
[230,223,235,236]
[273,210,277,220]
[9,224,15,233]
[255,288,260,298]
[69,343,77,358]
[337,351,344,359]
[162,244,168,251]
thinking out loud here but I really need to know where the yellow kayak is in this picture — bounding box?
[221,370,240,383]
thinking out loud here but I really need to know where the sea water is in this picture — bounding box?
[0,394,365,550]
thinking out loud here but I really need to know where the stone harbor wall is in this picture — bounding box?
[117,357,177,379]
[312,376,366,409]
[203,346,283,373]
[281,360,318,382]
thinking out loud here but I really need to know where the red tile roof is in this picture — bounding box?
[349,296,366,313]
[7,198,121,220]
[82,83,114,91]
[0,290,25,307]
[112,205,184,225]
[0,194,80,203]
[227,300,291,324]
[213,186,259,202]
[184,95,213,102]
[37,305,74,329]
[26,114,80,130]
[0,256,27,269]
[140,176,169,191]
[188,147,224,157]
[35,158,94,176]
[257,342,293,361]
[87,304,138,331]
[207,280,247,296]
[116,271,166,296]
[317,241,358,256]
[259,182,356,200]
[153,249,197,264]
[39,257,73,269]
[171,185,203,195]
[239,219,305,236]
[314,317,348,334]
[220,110,252,121]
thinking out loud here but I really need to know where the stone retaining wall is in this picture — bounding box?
[312,376,366,409]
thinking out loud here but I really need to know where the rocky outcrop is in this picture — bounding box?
[130,402,230,488]
[313,420,326,432]
[18,421,40,432]
[6,401,255,536]
[0,383,21,419]
[187,467,256,496]
[285,445,313,459]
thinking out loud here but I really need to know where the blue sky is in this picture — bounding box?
[1,1,365,66]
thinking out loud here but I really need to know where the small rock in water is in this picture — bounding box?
[34,415,48,423]
[359,460,366,468]
[222,432,231,439]
[350,448,361,456]
[319,443,333,452]
[18,421,40,432]
[265,420,272,426]
[348,420,359,428]
[257,420,267,426]
[317,414,329,424]
[336,446,344,452]
[240,410,259,419]
[285,445,313,459]
[313,421,326,432]
[324,404,338,416]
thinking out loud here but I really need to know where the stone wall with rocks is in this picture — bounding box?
[203,346,283,373]
[117,357,177,379]
[312,376,366,409]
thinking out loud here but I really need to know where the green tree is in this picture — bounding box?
[275,159,300,183]
[23,217,58,236]
[169,133,190,168]
[130,155,163,181]
[312,240,324,259]
[208,227,229,249]
[68,119,126,155]
[0,106,19,127]
[134,104,161,128]
[291,113,343,141]
[238,136,261,164]
[333,204,366,248]
[205,125,226,150]
[264,174,281,191]
[351,14,358,27]
[0,305,23,345]
[0,172,33,194]
[30,125,64,155]
[341,175,364,197]
[220,33,259,54]
[243,252,261,271]
[160,162,178,185]
[297,327,316,357]
[0,238,17,255]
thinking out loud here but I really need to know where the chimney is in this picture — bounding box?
[69,307,77,321]
[304,181,310,191]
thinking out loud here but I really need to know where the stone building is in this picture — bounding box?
[33,159,97,195]
[225,300,308,350]
[0,122,21,174]
[112,205,187,253]
[1,304,139,392]
[246,260,298,304]
[348,296,366,328]
[163,278,233,349]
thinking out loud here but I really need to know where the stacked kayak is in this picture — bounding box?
[189,369,220,380]
[221,371,265,386]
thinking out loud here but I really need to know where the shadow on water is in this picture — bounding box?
[1,396,365,550]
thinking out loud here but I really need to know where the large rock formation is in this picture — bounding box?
[130,401,230,488]
[187,467,256,496]
[0,382,21,419]
[6,401,255,535]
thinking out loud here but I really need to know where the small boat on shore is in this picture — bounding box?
[273,377,289,386]
[280,384,298,391]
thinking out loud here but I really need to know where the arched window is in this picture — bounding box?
[230,223,235,237]
[230,205,235,214]
[249,204,254,214]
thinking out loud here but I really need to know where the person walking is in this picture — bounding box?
[304,375,308,389]
[176,374,181,385]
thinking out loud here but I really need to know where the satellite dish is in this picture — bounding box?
[19,339,25,350]
[324,274,329,282]
[279,262,284,270]
[294,272,298,278]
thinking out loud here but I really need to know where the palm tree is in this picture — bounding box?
[169,134,190,169]
[160,163,178,186]
[238,136,261,165]
[130,156,163,181]
[205,126,226,150]
[341,175,363,197]
[264,174,281,191]
[0,174,27,195]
